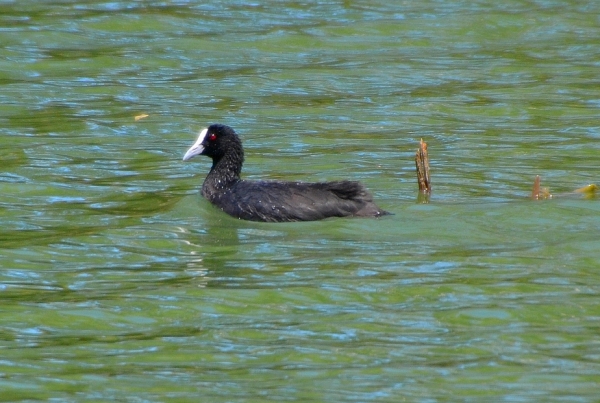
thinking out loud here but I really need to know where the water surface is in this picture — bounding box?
[1,1,600,401]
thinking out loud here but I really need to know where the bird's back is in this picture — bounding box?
[207,179,388,222]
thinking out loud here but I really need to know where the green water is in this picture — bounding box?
[1,1,600,401]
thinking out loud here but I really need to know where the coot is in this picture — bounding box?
[182,124,389,222]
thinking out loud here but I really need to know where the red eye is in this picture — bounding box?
[208,133,217,141]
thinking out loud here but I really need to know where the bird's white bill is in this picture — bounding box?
[182,128,208,161]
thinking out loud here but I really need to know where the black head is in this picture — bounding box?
[182,124,241,162]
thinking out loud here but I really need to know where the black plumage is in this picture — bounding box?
[182,124,389,222]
